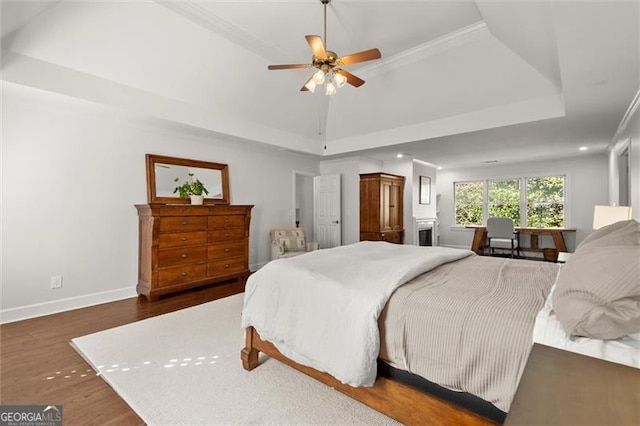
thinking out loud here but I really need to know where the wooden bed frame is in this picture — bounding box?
[241,326,496,426]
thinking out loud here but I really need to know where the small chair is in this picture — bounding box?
[270,227,319,260]
[486,217,519,258]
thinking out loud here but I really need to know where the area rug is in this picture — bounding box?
[71,293,398,425]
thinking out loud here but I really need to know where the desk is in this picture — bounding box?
[504,344,640,425]
[467,225,576,256]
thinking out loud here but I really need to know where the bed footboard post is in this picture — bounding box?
[241,326,259,370]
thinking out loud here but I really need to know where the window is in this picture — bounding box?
[454,175,565,227]
[488,179,521,226]
[526,176,565,227]
[454,181,484,225]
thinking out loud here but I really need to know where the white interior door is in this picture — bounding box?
[314,174,341,248]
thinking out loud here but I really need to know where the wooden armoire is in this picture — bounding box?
[359,172,405,244]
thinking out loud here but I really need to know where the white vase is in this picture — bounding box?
[190,195,204,205]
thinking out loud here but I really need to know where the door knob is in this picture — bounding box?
[332,220,340,224]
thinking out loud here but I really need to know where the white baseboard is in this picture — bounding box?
[0,287,138,324]
[1,264,275,324]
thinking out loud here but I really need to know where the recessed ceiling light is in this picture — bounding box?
[437,166,443,170]
[579,146,588,151]
[397,153,403,158]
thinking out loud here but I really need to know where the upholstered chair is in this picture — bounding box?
[486,217,520,258]
[270,228,319,260]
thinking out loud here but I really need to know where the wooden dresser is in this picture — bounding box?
[135,204,253,301]
[360,172,405,244]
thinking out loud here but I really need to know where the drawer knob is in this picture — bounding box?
[181,237,187,241]
[224,248,230,253]
[182,220,188,225]
[225,264,230,269]
[225,233,230,238]
[181,272,187,277]
[181,254,188,258]
[224,219,230,223]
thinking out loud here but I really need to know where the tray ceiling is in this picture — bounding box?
[1,1,638,168]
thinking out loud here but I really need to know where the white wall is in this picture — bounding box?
[609,94,640,218]
[633,124,640,220]
[1,83,319,321]
[436,153,608,252]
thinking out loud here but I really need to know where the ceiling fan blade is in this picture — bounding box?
[268,64,309,70]
[305,35,328,60]
[336,48,381,66]
[335,69,365,88]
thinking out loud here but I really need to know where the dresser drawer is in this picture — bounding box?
[158,246,207,268]
[207,257,246,278]
[158,263,207,288]
[360,231,403,244]
[158,231,207,249]
[159,216,207,232]
[208,241,246,260]
[208,228,246,242]
[208,215,245,229]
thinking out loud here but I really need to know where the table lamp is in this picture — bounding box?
[592,205,633,229]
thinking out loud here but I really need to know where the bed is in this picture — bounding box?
[241,220,640,425]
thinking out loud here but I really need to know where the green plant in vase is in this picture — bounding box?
[174,173,209,204]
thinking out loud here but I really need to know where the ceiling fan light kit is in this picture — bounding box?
[268,0,381,95]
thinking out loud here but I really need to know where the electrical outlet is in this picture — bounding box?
[51,275,63,289]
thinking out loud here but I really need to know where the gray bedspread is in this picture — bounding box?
[379,255,560,412]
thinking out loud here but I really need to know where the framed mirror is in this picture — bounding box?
[146,154,230,204]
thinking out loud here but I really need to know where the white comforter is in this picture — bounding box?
[241,241,473,386]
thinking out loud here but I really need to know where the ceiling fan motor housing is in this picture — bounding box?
[313,51,339,72]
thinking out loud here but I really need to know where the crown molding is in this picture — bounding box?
[355,21,488,77]
[612,88,640,144]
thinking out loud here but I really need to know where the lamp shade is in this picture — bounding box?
[312,70,325,85]
[334,72,347,88]
[592,205,632,229]
[325,81,337,95]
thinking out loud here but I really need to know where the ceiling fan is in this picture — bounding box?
[267,0,382,95]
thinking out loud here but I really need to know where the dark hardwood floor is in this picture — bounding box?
[1,280,244,425]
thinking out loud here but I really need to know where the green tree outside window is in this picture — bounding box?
[488,179,521,226]
[526,176,565,227]
[454,181,484,225]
